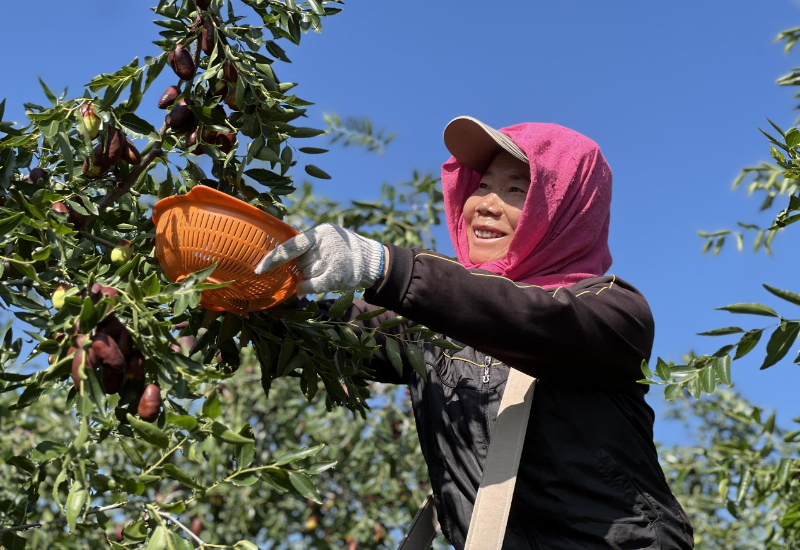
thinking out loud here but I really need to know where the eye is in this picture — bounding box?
[510,186,527,194]
[478,182,489,189]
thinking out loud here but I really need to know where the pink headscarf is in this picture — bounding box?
[442,122,613,289]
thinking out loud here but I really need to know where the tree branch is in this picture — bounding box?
[0,502,131,534]
[78,229,117,250]
[97,125,166,210]
[155,509,205,547]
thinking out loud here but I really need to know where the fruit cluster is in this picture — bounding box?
[59,283,162,422]
[79,103,142,178]
[160,11,238,156]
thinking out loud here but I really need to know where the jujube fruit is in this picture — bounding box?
[122,139,141,165]
[79,103,101,139]
[52,285,68,310]
[28,167,47,183]
[127,351,145,381]
[202,17,215,55]
[103,368,124,395]
[71,335,98,390]
[165,103,196,133]
[169,44,196,81]
[138,384,162,422]
[90,333,127,372]
[158,85,181,109]
[222,60,238,83]
[90,283,119,303]
[103,127,125,165]
[215,132,236,153]
[224,88,239,111]
[110,239,133,264]
[83,143,111,179]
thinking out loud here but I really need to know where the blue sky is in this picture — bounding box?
[2,1,799,446]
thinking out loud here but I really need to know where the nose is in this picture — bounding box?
[477,193,501,216]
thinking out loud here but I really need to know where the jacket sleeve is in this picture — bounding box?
[315,298,417,385]
[364,245,655,388]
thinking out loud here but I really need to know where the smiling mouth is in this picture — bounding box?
[474,228,506,239]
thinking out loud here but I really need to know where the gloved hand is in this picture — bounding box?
[254,223,385,295]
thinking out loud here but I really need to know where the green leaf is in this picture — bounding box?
[405,344,426,379]
[430,338,463,351]
[697,326,744,336]
[288,470,322,504]
[699,366,716,394]
[384,337,403,376]
[234,540,260,550]
[786,127,800,147]
[123,519,148,541]
[66,484,87,530]
[209,421,255,445]
[762,283,800,306]
[38,77,57,104]
[127,413,169,448]
[304,164,331,179]
[354,307,387,321]
[162,463,203,489]
[736,469,753,503]
[640,359,653,379]
[776,458,793,486]
[289,127,326,138]
[760,321,800,369]
[167,413,198,431]
[327,289,354,319]
[298,147,328,154]
[202,389,222,418]
[734,329,763,360]
[654,358,671,381]
[0,212,25,236]
[304,460,337,475]
[664,383,682,400]
[716,303,780,317]
[145,525,168,550]
[713,355,732,386]
[275,443,325,466]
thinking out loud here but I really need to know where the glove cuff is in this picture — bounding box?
[358,237,385,288]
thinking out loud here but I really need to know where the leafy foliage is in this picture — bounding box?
[0,1,447,547]
[661,390,800,549]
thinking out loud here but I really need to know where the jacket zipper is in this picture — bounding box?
[483,354,491,383]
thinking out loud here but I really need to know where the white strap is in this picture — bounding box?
[399,369,536,549]
[465,369,536,550]
[397,493,439,550]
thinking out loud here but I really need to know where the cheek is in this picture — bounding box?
[462,196,479,224]
[506,203,524,232]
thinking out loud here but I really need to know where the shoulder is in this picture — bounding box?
[558,274,654,324]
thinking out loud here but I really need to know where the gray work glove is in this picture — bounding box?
[254,223,385,295]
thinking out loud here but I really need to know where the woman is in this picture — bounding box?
[256,117,694,549]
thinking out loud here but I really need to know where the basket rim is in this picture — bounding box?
[151,185,300,238]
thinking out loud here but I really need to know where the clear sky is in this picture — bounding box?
[2,1,799,446]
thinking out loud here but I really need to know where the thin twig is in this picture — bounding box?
[155,509,205,547]
[0,502,131,534]
[78,229,117,250]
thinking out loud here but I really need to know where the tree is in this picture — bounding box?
[0,1,446,547]
[641,24,800,548]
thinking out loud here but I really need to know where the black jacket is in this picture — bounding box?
[343,245,694,549]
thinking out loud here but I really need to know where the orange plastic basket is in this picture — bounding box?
[151,185,302,313]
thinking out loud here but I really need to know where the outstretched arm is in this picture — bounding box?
[365,245,654,389]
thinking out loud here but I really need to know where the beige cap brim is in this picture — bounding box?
[443,116,528,173]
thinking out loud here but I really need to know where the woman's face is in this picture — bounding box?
[462,151,531,263]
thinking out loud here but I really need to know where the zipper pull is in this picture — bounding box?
[482,355,491,383]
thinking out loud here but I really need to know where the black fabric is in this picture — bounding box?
[341,245,694,549]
